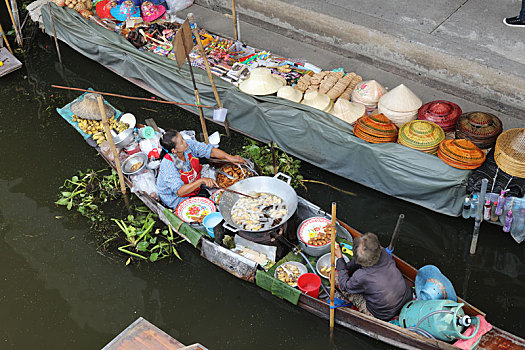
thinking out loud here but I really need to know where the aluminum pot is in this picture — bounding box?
[219,172,298,233]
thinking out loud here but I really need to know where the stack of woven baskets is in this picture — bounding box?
[494,128,525,178]
[397,120,445,155]
[437,139,486,169]
[455,111,502,149]
[353,113,398,143]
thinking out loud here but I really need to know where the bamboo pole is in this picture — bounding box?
[0,23,14,54]
[51,85,215,108]
[4,0,23,47]
[180,25,209,144]
[270,140,277,175]
[329,202,337,330]
[231,0,238,41]
[96,95,127,196]
[47,2,63,64]
[187,13,231,137]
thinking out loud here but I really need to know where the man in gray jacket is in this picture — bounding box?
[335,232,412,321]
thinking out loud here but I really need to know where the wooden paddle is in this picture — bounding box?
[329,202,337,330]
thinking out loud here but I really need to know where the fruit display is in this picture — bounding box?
[54,0,94,18]
[72,114,128,145]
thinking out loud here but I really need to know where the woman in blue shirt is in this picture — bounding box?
[156,129,245,209]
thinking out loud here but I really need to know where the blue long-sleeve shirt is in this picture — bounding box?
[156,139,213,209]
[336,249,413,320]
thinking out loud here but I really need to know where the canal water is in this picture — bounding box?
[0,30,523,349]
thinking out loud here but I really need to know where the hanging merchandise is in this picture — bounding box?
[353,113,399,144]
[417,100,462,133]
[378,84,422,128]
[437,139,486,170]
[398,120,444,155]
[455,111,503,149]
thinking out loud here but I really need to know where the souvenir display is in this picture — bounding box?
[455,111,503,149]
[238,67,285,96]
[277,86,303,103]
[351,80,385,113]
[438,139,486,170]
[295,71,363,102]
[378,84,422,127]
[110,0,140,22]
[353,113,398,143]
[398,120,444,154]
[330,98,366,125]
[494,128,525,178]
[418,100,462,133]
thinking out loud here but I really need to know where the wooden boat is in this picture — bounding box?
[94,149,525,350]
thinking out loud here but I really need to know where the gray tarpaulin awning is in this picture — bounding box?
[41,4,469,216]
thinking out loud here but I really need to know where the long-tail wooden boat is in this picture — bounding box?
[92,145,525,350]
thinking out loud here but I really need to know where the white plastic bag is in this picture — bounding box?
[165,0,193,13]
[131,171,158,197]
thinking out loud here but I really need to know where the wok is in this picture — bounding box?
[219,173,298,233]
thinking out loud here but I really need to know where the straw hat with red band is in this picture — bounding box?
[96,0,117,18]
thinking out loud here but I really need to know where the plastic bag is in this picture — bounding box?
[131,171,158,197]
[165,0,193,13]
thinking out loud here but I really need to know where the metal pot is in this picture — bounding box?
[219,172,298,233]
[113,128,135,149]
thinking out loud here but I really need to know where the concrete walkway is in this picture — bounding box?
[181,0,524,126]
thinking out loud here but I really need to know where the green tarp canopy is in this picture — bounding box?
[41,5,470,216]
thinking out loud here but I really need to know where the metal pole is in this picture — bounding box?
[4,0,23,47]
[470,178,488,255]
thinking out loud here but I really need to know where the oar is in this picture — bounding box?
[329,202,337,331]
[386,214,405,258]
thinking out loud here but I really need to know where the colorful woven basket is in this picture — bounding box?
[353,113,399,144]
[398,120,445,154]
[494,128,525,178]
[418,100,462,133]
[455,111,502,149]
[438,139,486,169]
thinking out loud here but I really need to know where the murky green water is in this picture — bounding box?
[0,30,523,349]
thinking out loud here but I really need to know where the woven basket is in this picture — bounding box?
[494,128,525,178]
[70,93,114,121]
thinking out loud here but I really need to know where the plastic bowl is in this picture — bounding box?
[202,212,223,238]
[121,152,148,176]
[274,261,308,287]
[316,252,350,279]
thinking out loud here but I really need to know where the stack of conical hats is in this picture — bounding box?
[351,80,386,114]
[494,128,525,178]
[353,113,399,143]
[438,139,486,169]
[398,120,445,154]
[331,99,366,125]
[378,84,422,127]
[418,100,462,133]
[455,111,502,149]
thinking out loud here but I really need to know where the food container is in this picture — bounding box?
[297,273,321,298]
[274,261,308,287]
[297,217,332,257]
[316,252,350,279]
[202,212,223,238]
[121,152,148,176]
[113,128,135,149]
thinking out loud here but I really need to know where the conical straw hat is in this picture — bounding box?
[494,128,525,178]
[353,113,398,143]
[398,120,444,154]
[277,86,303,103]
[378,84,422,113]
[438,139,486,170]
[351,80,386,105]
[455,111,502,149]
[70,93,115,121]
[239,67,285,96]
[418,100,462,133]
[331,99,366,125]
[301,91,331,111]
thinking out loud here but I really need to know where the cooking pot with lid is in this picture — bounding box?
[219,173,298,233]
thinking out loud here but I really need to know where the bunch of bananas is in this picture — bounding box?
[72,115,129,145]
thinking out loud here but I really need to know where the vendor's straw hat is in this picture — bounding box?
[378,84,422,127]
[331,99,366,125]
[301,91,332,112]
[455,111,502,149]
[70,93,114,121]
[494,128,525,178]
[277,86,303,103]
[418,100,462,133]
[398,120,444,154]
[239,67,285,96]
[438,139,486,170]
